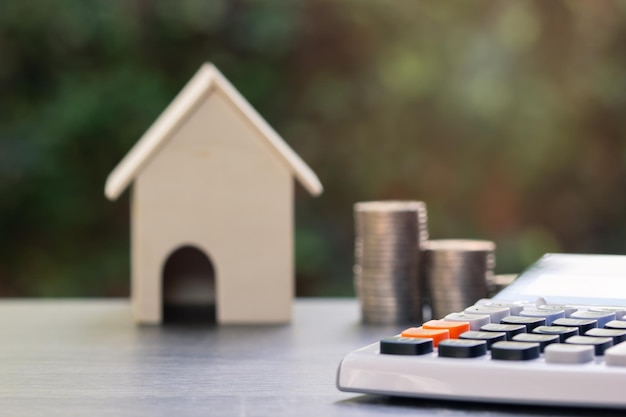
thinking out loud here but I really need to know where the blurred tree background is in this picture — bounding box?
[1,0,626,298]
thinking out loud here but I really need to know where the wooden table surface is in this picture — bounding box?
[0,299,622,416]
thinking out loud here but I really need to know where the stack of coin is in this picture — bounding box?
[353,201,428,324]
[489,274,518,297]
[421,239,496,320]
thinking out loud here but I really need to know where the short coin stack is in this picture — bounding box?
[490,274,518,297]
[353,201,428,324]
[421,239,496,320]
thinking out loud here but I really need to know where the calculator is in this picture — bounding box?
[337,254,626,408]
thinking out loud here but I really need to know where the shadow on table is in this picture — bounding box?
[162,304,217,324]
[336,395,625,417]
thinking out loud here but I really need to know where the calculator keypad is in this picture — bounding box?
[383,299,626,364]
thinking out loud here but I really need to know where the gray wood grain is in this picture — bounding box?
[0,299,621,416]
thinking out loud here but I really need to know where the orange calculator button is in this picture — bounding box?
[422,320,471,339]
[401,327,450,347]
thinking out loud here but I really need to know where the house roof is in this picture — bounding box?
[105,63,323,200]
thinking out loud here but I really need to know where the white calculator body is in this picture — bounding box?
[337,254,626,408]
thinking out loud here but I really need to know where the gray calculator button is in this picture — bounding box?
[444,312,490,331]
[570,310,616,328]
[464,306,510,324]
[606,342,626,366]
[519,308,565,326]
[477,302,524,316]
[537,304,578,317]
[589,307,626,320]
[544,344,594,364]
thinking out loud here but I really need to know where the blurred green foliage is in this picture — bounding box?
[2,1,626,297]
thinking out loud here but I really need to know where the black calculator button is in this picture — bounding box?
[565,335,614,356]
[459,331,506,349]
[512,333,559,352]
[480,323,526,340]
[438,339,487,358]
[552,318,597,334]
[532,326,578,342]
[500,316,546,332]
[491,341,540,361]
[584,328,626,345]
[380,337,433,355]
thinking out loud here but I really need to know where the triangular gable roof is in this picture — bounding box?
[105,63,323,200]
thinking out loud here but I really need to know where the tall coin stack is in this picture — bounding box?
[353,201,428,324]
[421,239,496,320]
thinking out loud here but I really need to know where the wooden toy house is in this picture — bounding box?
[105,63,323,324]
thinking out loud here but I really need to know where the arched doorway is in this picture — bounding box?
[162,245,216,323]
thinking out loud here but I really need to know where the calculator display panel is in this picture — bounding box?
[493,254,626,306]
